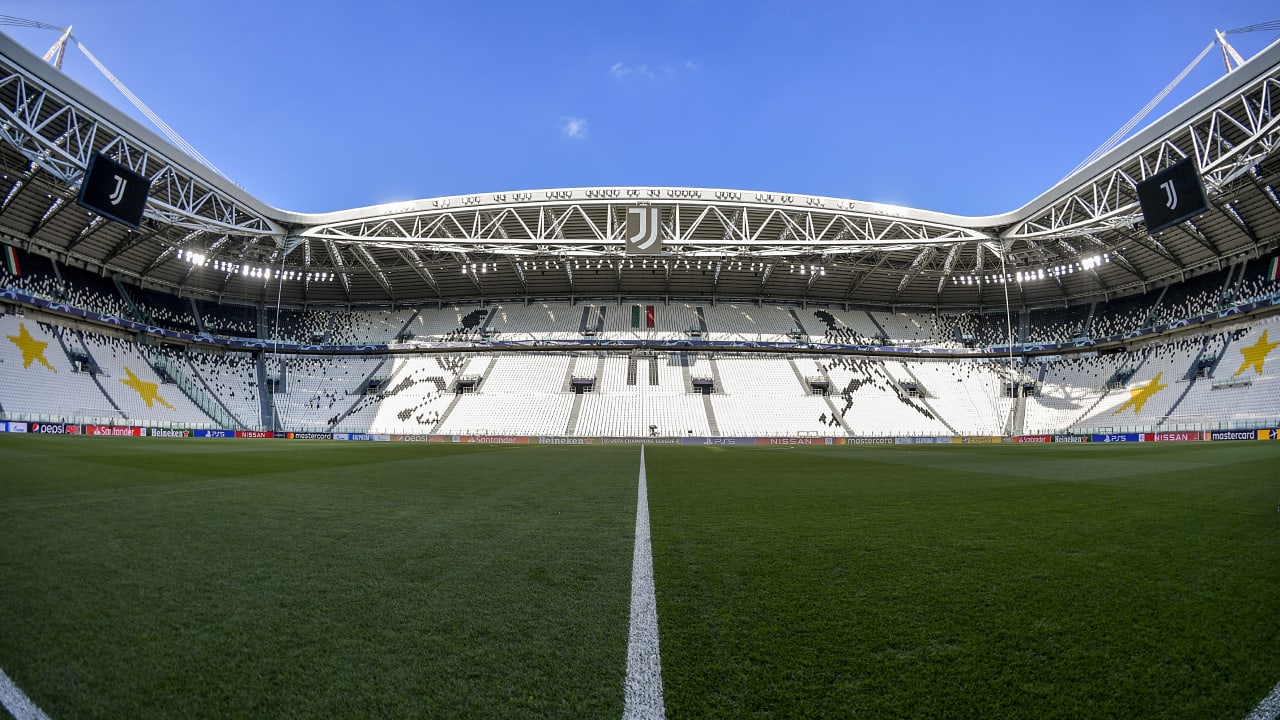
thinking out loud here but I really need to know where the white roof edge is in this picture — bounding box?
[986,33,1280,228]
[277,187,991,229]
[0,31,285,223]
[5,29,1279,234]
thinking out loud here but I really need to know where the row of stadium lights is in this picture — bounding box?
[177,248,1106,286]
[951,254,1110,286]
[181,250,336,282]
[506,259,823,273]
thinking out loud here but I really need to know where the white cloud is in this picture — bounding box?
[562,116,588,139]
[610,61,676,80]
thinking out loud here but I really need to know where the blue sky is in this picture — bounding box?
[3,1,1278,216]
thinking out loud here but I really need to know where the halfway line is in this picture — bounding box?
[623,445,665,720]
[0,666,51,720]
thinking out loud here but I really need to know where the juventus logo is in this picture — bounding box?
[108,175,128,206]
[1160,179,1178,210]
[625,207,662,255]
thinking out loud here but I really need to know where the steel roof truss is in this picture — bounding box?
[354,244,394,300]
[324,240,350,297]
[0,69,281,240]
[894,247,935,298]
[936,243,962,296]
[1009,75,1280,241]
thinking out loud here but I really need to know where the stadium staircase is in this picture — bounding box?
[189,298,206,335]
[863,312,890,343]
[706,355,725,394]
[560,354,581,392]
[1145,286,1170,327]
[255,299,278,430]
[786,308,810,340]
[256,353,275,430]
[139,340,240,429]
[694,306,708,335]
[59,328,125,419]
[479,307,499,336]
[813,363,852,435]
[183,353,253,428]
[679,352,694,391]
[785,357,813,393]
[700,391,720,436]
[327,312,423,430]
[428,355,495,434]
[327,357,392,430]
[561,355,594,436]
[112,275,145,324]
[430,392,465,435]
[896,362,959,435]
[1002,360,1031,436]
[1066,350,1159,430]
[1005,389,1027,436]
[1220,265,1242,306]
[1069,387,1116,430]
[1206,333,1233,377]
[700,355,725,436]
[1082,302,1098,337]
[1157,334,1232,428]
[1014,362,1050,435]
[564,393,583,436]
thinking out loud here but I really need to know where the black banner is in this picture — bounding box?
[77,153,151,229]
[1135,158,1208,235]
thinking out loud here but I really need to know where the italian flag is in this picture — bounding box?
[630,304,656,329]
[1269,256,1280,280]
[3,245,18,277]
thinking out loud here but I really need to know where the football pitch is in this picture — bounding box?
[0,436,1277,719]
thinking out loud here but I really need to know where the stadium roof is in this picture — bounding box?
[1,30,1279,310]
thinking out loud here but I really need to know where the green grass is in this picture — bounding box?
[0,437,638,719]
[1,437,1278,718]
[647,443,1280,718]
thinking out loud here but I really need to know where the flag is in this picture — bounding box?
[645,305,655,329]
[1269,256,1280,280]
[3,245,18,277]
[631,304,641,329]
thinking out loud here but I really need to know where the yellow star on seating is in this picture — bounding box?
[6,322,56,372]
[120,366,174,410]
[1231,329,1278,378]
[1113,371,1168,415]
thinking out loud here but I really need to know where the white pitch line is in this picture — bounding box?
[0,666,51,720]
[1246,681,1280,720]
[623,445,665,720]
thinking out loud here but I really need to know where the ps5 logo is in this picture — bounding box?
[1160,179,1178,210]
[108,175,127,206]
[625,206,662,255]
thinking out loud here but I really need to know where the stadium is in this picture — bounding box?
[1,11,1279,720]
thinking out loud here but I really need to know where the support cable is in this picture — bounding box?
[1064,40,1216,180]
[0,17,231,180]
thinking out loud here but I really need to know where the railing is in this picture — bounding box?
[141,346,245,430]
